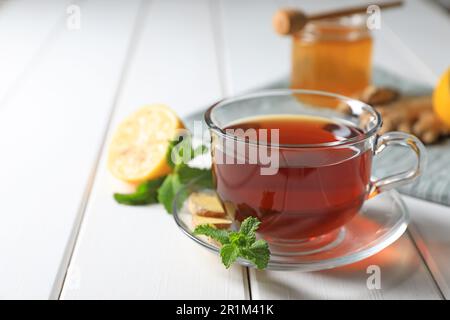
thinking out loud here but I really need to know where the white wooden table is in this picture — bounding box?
[1,0,449,300]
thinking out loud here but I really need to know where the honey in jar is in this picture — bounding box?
[291,15,373,106]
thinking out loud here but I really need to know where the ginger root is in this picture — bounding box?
[360,85,400,106]
[338,86,450,144]
[377,96,450,144]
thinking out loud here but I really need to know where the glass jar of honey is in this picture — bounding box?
[291,14,373,106]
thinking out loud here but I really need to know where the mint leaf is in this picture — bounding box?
[157,174,186,214]
[240,240,270,269]
[229,231,247,247]
[177,165,213,189]
[239,216,260,243]
[194,216,270,270]
[136,177,166,193]
[220,244,239,268]
[157,175,174,210]
[166,137,184,168]
[114,177,165,205]
[194,224,230,245]
[167,134,208,169]
[114,192,158,206]
[192,145,208,158]
[158,160,212,214]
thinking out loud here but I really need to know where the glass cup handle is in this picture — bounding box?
[369,131,427,198]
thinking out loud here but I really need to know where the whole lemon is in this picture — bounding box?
[433,68,450,127]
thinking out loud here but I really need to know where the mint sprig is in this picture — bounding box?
[114,177,165,205]
[194,217,270,269]
[157,137,210,213]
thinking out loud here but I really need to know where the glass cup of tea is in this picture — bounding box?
[205,89,426,252]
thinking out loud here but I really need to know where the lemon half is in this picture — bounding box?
[108,104,184,183]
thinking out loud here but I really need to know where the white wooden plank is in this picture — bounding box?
[60,0,247,300]
[404,196,450,298]
[0,0,71,103]
[220,0,442,299]
[217,0,289,94]
[0,0,142,299]
[250,234,440,299]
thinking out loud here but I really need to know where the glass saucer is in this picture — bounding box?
[173,186,409,271]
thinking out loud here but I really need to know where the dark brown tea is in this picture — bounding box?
[212,115,372,240]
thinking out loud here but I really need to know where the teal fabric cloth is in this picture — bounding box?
[369,67,450,206]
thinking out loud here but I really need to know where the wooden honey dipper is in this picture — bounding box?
[273,1,403,35]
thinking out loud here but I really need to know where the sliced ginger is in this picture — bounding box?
[188,191,232,229]
[188,192,226,218]
[192,215,232,230]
